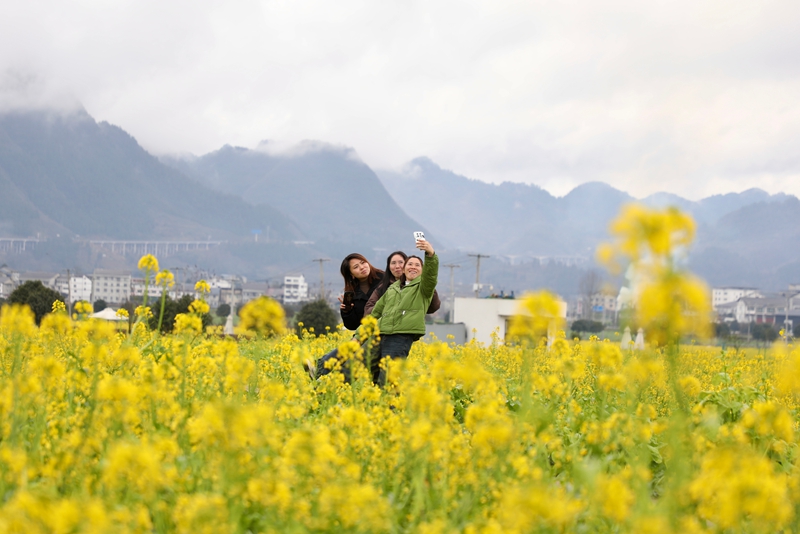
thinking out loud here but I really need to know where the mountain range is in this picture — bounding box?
[378,158,800,288]
[0,108,301,242]
[162,141,424,252]
[0,106,798,292]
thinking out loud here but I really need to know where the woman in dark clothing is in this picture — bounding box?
[310,253,383,379]
[339,253,384,330]
[364,250,441,317]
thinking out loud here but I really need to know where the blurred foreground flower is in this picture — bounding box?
[508,291,564,342]
[236,296,286,337]
[73,301,93,316]
[598,204,710,346]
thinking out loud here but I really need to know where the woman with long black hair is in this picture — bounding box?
[308,253,383,379]
[338,253,384,330]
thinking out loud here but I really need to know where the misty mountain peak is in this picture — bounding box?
[563,181,628,200]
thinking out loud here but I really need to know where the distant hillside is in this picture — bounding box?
[642,189,792,226]
[378,158,799,289]
[163,142,428,251]
[378,158,638,255]
[0,109,302,241]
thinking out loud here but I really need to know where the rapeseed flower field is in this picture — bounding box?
[0,206,798,533]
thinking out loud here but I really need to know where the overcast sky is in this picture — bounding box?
[2,0,799,199]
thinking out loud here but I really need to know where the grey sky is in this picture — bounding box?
[2,0,799,199]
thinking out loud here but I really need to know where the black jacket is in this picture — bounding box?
[340,278,382,330]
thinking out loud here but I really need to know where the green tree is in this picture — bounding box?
[295,299,338,337]
[148,294,212,333]
[93,299,108,313]
[8,281,64,325]
[714,322,731,339]
[751,323,778,343]
[216,303,231,318]
[282,302,303,322]
[571,319,605,333]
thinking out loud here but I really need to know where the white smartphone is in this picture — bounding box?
[414,231,425,242]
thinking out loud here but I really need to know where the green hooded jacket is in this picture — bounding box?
[370,253,439,336]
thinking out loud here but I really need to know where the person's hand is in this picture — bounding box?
[416,239,435,257]
[337,295,347,310]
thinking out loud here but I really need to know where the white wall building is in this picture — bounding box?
[70,275,92,303]
[91,270,132,304]
[283,274,309,304]
[52,274,92,304]
[712,287,761,309]
[453,297,567,345]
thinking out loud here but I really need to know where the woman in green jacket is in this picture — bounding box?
[369,239,438,384]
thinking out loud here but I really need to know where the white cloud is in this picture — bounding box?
[2,0,800,199]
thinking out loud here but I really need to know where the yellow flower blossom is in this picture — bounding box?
[194,280,211,294]
[134,305,153,319]
[73,300,93,315]
[508,290,564,341]
[137,254,159,272]
[188,299,210,315]
[236,296,286,337]
[174,313,203,335]
[155,270,175,288]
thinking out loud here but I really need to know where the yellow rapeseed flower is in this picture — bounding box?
[188,299,210,315]
[174,313,203,335]
[155,270,175,288]
[689,446,792,530]
[236,296,286,337]
[508,291,564,341]
[0,304,37,336]
[194,280,211,295]
[74,300,93,315]
[137,254,159,272]
[134,305,153,319]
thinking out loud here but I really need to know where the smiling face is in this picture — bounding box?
[404,257,423,281]
[349,258,371,281]
[389,254,406,279]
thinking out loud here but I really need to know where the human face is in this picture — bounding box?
[349,258,371,281]
[404,258,422,281]
[389,254,406,279]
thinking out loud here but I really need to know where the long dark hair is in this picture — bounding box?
[399,255,424,286]
[340,253,383,292]
[375,250,407,297]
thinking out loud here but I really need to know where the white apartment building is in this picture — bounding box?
[53,274,92,304]
[712,287,761,309]
[71,276,92,303]
[283,274,309,304]
[91,270,132,304]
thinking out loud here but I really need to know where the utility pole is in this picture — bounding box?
[442,264,460,304]
[443,263,460,322]
[468,254,490,298]
[312,258,330,300]
[66,269,72,315]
